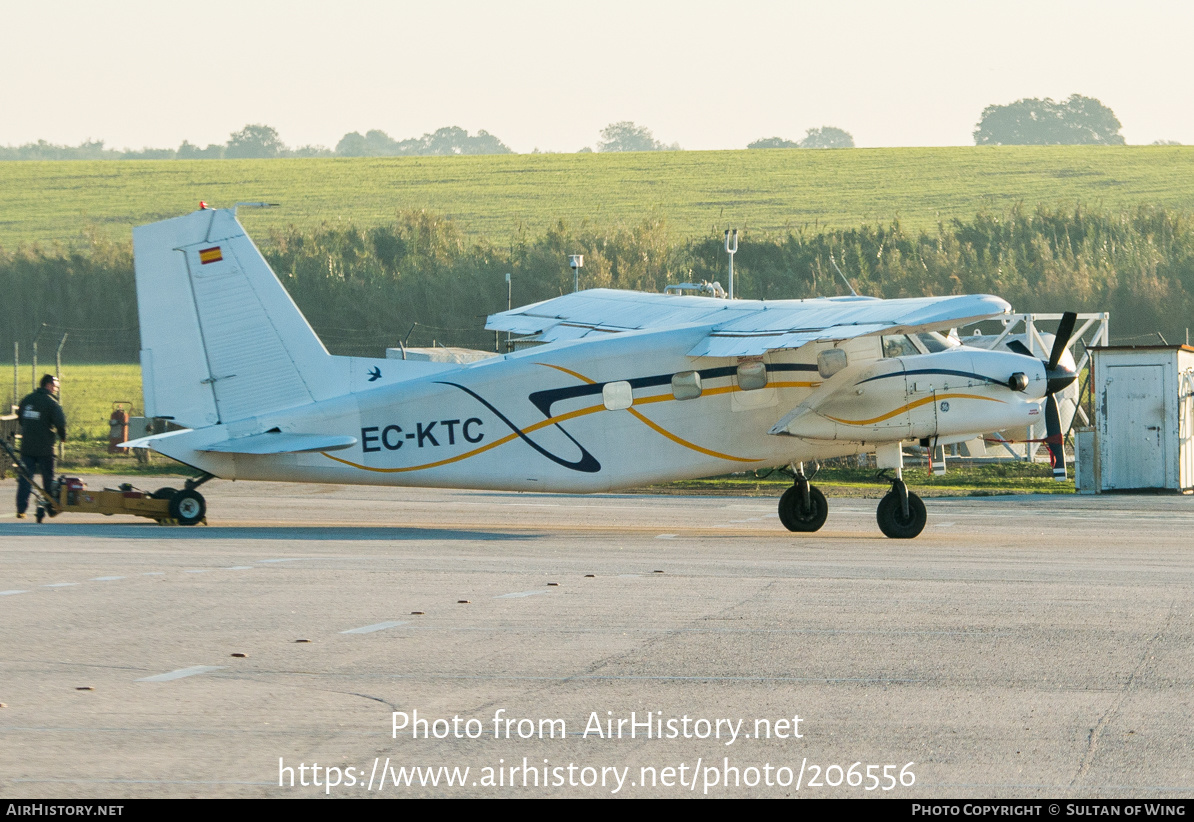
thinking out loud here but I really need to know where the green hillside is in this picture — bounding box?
[1,146,1191,248]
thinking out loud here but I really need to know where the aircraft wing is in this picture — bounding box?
[486,289,748,338]
[487,289,1011,357]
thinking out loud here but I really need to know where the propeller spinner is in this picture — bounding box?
[1006,313,1078,480]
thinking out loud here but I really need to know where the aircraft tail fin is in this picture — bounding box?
[133,207,331,428]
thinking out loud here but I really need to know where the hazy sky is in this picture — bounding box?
[3,0,1191,152]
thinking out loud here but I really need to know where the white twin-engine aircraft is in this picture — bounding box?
[127,206,1076,537]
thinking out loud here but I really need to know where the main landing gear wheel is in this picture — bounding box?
[876,485,926,539]
[779,484,828,532]
[168,489,206,526]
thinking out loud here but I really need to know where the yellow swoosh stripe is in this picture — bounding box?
[324,365,817,472]
[542,364,768,461]
[324,432,520,473]
[627,408,763,462]
[538,362,596,384]
[324,401,608,473]
[822,393,1005,426]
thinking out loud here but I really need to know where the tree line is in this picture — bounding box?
[6,93,1181,158]
[974,94,1126,146]
[2,204,1191,362]
[748,127,855,149]
[0,120,858,160]
[0,124,515,161]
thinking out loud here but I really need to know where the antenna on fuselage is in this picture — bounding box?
[829,252,860,297]
[724,229,738,299]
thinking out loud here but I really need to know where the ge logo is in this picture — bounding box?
[939,401,950,412]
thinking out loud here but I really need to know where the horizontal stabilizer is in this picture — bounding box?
[197,432,357,455]
[118,429,194,451]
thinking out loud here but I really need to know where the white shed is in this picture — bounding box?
[1087,345,1194,493]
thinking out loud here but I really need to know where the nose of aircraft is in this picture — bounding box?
[1045,360,1077,396]
[1043,311,1078,396]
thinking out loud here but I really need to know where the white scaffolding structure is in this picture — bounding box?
[965,312,1110,461]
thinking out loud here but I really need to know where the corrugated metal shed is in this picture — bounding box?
[1086,345,1194,493]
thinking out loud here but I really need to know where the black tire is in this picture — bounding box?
[168,489,206,526]
[876,490,926,539]
[778,485,828,532]
[151,487,179,500]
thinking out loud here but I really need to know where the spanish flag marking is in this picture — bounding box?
[199,246,223,265]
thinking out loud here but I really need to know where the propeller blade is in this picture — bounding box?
[1006,339,1034,358]
[1047,311,1077,372]
[1045,393,1067,481]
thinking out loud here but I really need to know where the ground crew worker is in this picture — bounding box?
[15,374,66,519]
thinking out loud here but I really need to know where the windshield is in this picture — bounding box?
[882,332,960,357]
[915,331,958,352]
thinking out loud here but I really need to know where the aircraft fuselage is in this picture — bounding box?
[152,324,1046,493]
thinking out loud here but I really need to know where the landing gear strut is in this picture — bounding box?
[778,463,828,532]
[876,475,926,539]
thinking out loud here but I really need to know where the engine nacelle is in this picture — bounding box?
[770,347,1047,442]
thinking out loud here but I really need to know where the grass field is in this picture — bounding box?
[8,363,143,441]
[2,146,1192,249]
[4,363,169,474]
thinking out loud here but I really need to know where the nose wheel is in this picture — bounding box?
[778,464,828,532]
[876,478,926,539]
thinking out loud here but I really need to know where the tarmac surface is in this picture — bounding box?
[1,476,1192,799]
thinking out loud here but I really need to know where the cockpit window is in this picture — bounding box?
[881,335,920,358]
[915,331,957,353]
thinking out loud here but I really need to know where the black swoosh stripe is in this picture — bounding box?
[856,368,1009,388]
[529,363,819,417]
[436,382,602,474]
